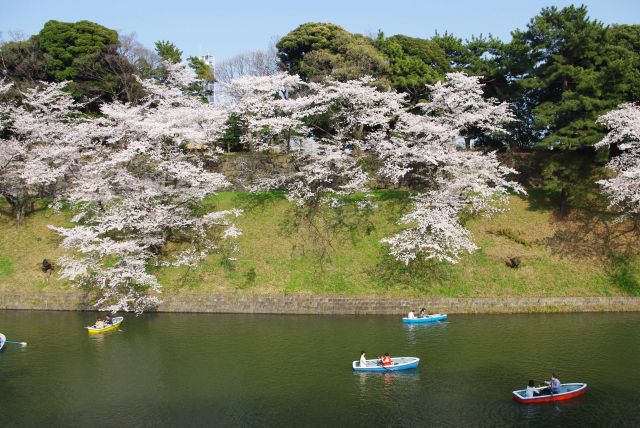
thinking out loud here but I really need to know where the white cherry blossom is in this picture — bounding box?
[596,103,640,216]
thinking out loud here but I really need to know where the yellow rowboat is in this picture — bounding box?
[85,316,124,334]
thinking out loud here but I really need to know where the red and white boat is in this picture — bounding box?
[512,382,587,404]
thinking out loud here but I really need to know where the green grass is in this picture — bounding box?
[1,192,638,297]
[609,257,640,296]
[0,254,14,276]
[0,199,71,290]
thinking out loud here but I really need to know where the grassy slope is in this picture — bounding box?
[0,192,638,296]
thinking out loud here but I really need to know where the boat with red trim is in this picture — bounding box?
[512,382,587,403]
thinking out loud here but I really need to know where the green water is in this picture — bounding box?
[1,311,639,427]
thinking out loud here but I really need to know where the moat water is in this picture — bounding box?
[1,311,638,426]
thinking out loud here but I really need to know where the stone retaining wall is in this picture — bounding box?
[1,290,640,314]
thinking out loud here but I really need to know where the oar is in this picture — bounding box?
[4,340,27,347]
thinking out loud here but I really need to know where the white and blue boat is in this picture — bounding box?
[352,357,420,372]
[0,333,5,351]
[402,313,447,324]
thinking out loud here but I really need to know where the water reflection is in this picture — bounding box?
[87,329,122,347]
[88,332,106,348]
[403,321,448,344]
[356,370,422,399]
[517,395,586,422]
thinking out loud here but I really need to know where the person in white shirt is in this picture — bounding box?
[525,379,541,397]
[359,351,368,367]
[407,310,416,319]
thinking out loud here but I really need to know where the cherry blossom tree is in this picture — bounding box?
[416,72,513,149]
[376,73,520,264]
[220,73,314,153]
[595,103,640,217]
[50,63,241,314]
[0,79,85,223]
[222,73,406,205]
[226,72,520,264]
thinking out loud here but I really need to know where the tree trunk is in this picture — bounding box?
[286,129,291,153]
[16,203,27,225]
[559,187,569,219]
[7,198,28,225]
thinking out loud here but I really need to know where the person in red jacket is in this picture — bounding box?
[379,353,392,366]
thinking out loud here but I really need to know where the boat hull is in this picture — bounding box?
[0,333,5,351]
[512,383,587,404]
[352,357,420,372]
[85,317,124,335]
[402,314,447,324]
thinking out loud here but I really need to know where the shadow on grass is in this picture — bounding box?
[543,207,639,260]
[366,251,452,292]
[196,191,286,215]
[609,258,640,296]
[370,189,411,202]
[0,198,64,223]
[233,191,287,210]
[523,188,558,212]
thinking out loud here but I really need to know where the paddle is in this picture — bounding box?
[4,340,27,347]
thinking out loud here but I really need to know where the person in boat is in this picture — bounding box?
[525,380,541,397]
[378,353,392,366]
[546,373,561,394]
[407,310,416,319]
[94,318,106,329]
[540,373,561,395]
[359,351,367,367]
[104,315,112,325]
[418,308,428,318]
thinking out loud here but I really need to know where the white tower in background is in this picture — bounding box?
[199,54,215,104]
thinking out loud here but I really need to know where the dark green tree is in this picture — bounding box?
[276,22,389,84]
[607,24,640,103]
[218,113,246,152]
[431,32,504,78]
[376,33,449,102]
[154,40,182,64]
[506,6,640,216]
[1,20,142,106]
[0,38,48,89]
[188,56,214,82]
[35,20,119,80]
[187,56,215,101]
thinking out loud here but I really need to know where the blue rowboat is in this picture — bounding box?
[402,313,447,324]
[352,357,420,372]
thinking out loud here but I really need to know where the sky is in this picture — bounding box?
[1,0,639,64]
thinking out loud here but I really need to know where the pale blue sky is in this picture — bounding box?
[1,1,638,63]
